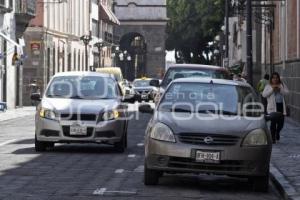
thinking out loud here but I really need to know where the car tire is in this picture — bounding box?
[35,135,54,152]
[114,132,127,153]
[249,175,269,192]
[144,164,160,185]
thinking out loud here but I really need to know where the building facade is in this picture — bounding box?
[266,0,300,122]
[22,0,119,106]
[0,0,35,109]
[23,0,90,106]
[225,0,300,122]
[114,0,168,81]
[91,0,120,70]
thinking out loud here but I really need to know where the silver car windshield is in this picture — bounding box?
[159,82,260,116]
[46,76,118,99]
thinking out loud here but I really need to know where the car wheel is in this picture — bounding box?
[35,135,54,152]
[114,133,127,153]
[249,175,269,192]
[144,164,160,185]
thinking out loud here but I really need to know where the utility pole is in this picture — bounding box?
[246,0,253,85]
[225,0,229,64]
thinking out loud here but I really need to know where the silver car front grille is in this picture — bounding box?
[60,114,97,121]
[178,133,239,146]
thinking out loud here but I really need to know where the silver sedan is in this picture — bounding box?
[32,72,129,152]
[140,78,272,192]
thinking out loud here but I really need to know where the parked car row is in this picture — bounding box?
[31,64,271,192]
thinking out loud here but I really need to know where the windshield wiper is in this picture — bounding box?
[171,108,192,113]
[198,110,237,116]
[70,95,84,99]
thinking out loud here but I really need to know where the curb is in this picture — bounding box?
[270,163,299,200]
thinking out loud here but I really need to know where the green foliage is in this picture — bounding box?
[166,0,225,64]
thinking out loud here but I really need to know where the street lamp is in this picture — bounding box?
[80,34,92,71]
[118,50,131,79]
[94,38,104,69]
[111,45,121,67]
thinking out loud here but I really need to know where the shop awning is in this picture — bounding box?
[100,4,120,25]
[0,31,23,54]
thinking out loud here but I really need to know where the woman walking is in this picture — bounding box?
[262,72,289,143]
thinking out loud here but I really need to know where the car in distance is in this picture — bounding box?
[31,72,129,153]
[96,67,126,96]
[150,64,231,101]
[123,79,135,103]
[133,77,159,102]
[140,78,272,192]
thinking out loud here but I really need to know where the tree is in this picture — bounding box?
[166,0,225,64]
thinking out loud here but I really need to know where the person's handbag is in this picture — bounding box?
[265,112,283,122]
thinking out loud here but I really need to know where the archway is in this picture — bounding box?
[118,33,147,81]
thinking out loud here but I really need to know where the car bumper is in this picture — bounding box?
[145,138,272,177]
[36,117,126,144]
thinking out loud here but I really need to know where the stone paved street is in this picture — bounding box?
[0,107,282,200]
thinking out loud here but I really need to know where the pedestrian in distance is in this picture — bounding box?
[262,72,289,144]
[257,74,270,114]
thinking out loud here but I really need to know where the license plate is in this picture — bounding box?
[70,125,87,136]
[195,151,220,163]
[141,95,148,99]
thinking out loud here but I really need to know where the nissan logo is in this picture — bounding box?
[204,136,214,144]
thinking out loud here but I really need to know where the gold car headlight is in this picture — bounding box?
[242,129,268,146]
[102,110,120,121]
[150,122,176,143]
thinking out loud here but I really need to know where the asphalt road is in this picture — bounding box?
[0,105,282,200]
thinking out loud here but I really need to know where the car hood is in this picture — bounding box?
[155,111,265,137]
[41,98,120,114]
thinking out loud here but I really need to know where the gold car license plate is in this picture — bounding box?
[70,125,87,136]
[195,151,220,163]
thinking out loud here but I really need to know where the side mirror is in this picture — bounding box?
[139,104,154,114]
[150,79,160,87]
[31,93,41,101]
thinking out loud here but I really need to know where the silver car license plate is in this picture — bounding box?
[70,125,87,136]
[195,151,220,163]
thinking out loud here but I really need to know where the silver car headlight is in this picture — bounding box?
[102,110,120,121]
[150,122,176,143]
[242,129,268,146]
[39,108,57,121]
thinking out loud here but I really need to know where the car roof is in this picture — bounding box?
[167,64,228,71]
[96,67,122,73]
[52,71,114,78]
[172,77,251,87]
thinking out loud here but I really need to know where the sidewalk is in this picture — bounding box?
[270,118,300,200]
[0,107,36,122]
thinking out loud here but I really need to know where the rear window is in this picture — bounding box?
[161,67,230,88]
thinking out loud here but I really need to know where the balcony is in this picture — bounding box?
[0,0,13,13]
[15,0,36,37]
[15,0,36,19]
